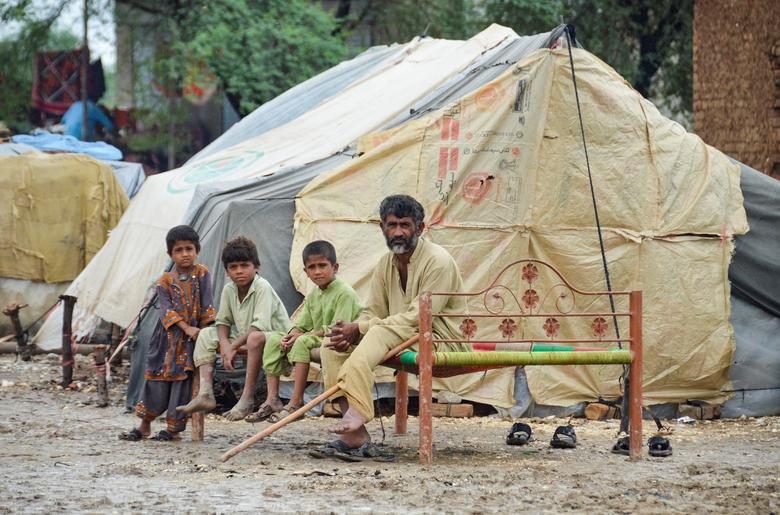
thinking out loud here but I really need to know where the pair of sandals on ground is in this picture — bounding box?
[119,428,179,441]
[242,401,302,423]
[506,422,673,457]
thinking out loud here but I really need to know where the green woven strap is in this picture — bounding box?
[398,350,632,367]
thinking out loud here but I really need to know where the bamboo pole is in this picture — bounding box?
[221,334,419,463]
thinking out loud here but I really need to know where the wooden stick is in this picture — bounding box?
[220,334,419,463]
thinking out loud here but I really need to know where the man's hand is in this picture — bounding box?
[325,320,359,352]
[183,325,200,342]
[280,332,300,353]
[219,341,236,371]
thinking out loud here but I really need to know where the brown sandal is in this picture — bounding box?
[245,403,278,423]
[267,405,304,423]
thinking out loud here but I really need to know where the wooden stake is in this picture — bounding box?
[60,296,77,388]
[93,344,108,407]
[221,334,419,463]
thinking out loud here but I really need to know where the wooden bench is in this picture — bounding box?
[220,258,643,464]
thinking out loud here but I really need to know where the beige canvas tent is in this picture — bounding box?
[292,46,747,406]
[0,153,128,333]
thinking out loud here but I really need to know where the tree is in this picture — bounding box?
[482,0,692,122]
[119,0,350,116]
[0,1,79,129]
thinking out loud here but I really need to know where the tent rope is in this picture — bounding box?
[563,25,630,434]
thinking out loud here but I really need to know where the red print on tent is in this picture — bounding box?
[462,172,493,205]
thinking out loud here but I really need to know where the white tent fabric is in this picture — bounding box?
[34,25,518,348]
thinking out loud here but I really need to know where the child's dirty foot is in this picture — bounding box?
[223,398,255,421]
[176,393,216,414]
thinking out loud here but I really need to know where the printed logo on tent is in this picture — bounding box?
[474,84,507,112]
[167,150,265,194]
[462,172,494,205]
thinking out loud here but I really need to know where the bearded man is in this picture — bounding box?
[317,194,469,459]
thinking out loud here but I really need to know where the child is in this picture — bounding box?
[177,236,291,421]
[119,225,216,441]
[254,240,362,423]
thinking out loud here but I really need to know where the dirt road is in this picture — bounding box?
[0,354,778,513]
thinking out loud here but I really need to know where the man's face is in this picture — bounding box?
[226,260,258,288]
[381,214,421,254]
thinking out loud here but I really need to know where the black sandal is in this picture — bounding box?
[648,435,672,457]
[118,428,147,441]
[149,430,178,441]
[611,436,630,455]
[550,425,577,449]
[506,422,533,446]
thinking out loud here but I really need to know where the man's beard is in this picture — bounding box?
[387,233,418,254]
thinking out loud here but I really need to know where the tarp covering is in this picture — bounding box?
[105,160,146,198]
[0,153,128,283]
[188,44,411,163]
[292,47,748,406]
[43,24,518,340]
[729,163,780,318]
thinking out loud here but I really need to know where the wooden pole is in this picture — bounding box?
[221,334,419,463]
[628,291,643,461]
[418,292,434,465]
[92,344,109,407]
[191,373,203,442]
[2,303,30,361]
[60,295,77,388]
[394,371,409,435]
[81,0,89,141]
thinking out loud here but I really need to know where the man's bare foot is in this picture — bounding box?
[176,393,216,414]
[223,398,256,421]
[328,406,370,448]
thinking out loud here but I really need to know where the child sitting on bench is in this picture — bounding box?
[177,236,291,421]
[253,240,362,423]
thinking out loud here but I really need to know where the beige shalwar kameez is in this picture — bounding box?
[321,238,469,421]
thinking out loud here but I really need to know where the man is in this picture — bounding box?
[61,99,114,141]
[319,194,469,458]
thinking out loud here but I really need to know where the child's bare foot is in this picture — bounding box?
[176,393,216,414]
[223,398,257,421]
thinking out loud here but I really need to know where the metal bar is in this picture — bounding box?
[433,338,632,344]
[628,291,643,461]
[191,373,203,442]
[394,371,408,435]
[60,295,77,388]
[432,312,632,318]
[418,292,434,465]
[402,350,633,367]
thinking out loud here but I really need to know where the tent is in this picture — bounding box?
[0,153,128,334]
[34,25,780,416]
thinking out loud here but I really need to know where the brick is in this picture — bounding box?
[432,403,473,418]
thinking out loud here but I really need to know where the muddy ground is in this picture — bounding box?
[0,354,778,514]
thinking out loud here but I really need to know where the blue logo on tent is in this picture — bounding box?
[167,150,265,193]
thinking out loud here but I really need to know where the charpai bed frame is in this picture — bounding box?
[220,259,643,463]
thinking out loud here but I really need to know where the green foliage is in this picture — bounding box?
[0,1,78,129]
[165,0,350,115]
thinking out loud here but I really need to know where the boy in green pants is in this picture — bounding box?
[252,240,362,423]
[177,236,291,421]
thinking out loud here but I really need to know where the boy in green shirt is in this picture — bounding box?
[177,236,291,421]
[250,240,362,423]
